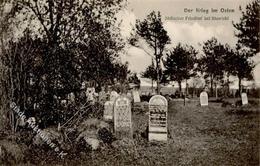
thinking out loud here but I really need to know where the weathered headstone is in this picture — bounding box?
[114,96,132,139]
[126,92,132,101]
[86,87,95,102]
[132,90,141,103]
[148,95,168,141]
[104,101,114,121]
[110,91,119,102]
[200,91,208,106]
[241,93,248,105]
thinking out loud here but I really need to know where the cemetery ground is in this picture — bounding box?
[0,98,259,165]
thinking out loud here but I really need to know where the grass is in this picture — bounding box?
[1,99,259,165]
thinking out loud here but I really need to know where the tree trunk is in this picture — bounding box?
[238,77,242,95]
[227,75,230,96]
[156,56,160,94]
[151,79,153,93]
[215,83,218,99]
[178,81,182,96]
[210,75,213,97]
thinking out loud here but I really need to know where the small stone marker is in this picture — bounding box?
[110,91,119,102]
[86,87,95,102]
[132,90,141,103]
[200,91,208,106]
[126,92,132,100]
[148,95,168,141]
[114,96,132,139]
[104,101,114,121]
[241,93,248,105]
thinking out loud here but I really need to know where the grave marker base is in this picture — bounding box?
[149,133,167,141]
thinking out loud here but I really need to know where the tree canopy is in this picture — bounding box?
[233,0,260,53]
[164,43,197,92]
[136,11,170,93]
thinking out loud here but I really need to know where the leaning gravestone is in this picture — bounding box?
[200,91,208,106]
[148,95,168,141]
[104,101,114,121]
[110,91,119,102]
[132,90,141,103]
[114,96,132,139]
[241,93,248,105]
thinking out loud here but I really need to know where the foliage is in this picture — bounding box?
[233,0,260,53]
[164,43,197,91]
[128,72,141,88]
[0,0,128,128]
[141,63,157,81]
[199,37,226,96]
[135,11,170,93]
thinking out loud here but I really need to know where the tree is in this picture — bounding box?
[222,44,236,96]
[200,37,225,96]
[164,43,197,93]
[128,72,141,89]
[1,0,127,127]
[141,63,157,82]
[0,0,22,131]
[233,0,260,53]
[136,11,170,94]
[141,62,166,91]
[230,49,254,93]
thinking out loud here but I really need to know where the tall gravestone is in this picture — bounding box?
[104,101,114,121]
[241,93,248,105]
[114,96,132,139]
[149,95,168,141]
[132,90,141,103]
[200,91,208,106]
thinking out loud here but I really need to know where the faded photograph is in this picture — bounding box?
[0,0,259,165]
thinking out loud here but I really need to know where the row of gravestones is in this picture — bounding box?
[199,91,248,106]
[104,91,168,141]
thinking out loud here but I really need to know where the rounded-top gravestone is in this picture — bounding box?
[148,95,168,141]
[200,91,208,106]
[114,96,132,139]
[241,93,248,105]
[132,90,141,103]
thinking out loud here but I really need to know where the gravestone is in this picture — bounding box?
[126,92,132,101]
[132,90,141,103]
[241,93,248,105]
[114,96,132,139]
[148,95,168,141]
[86,87,96,102]
[200,91,208,106]
[110,91,119,102]
[104,101,114,121]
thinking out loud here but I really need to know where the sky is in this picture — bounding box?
[118,0,259,86]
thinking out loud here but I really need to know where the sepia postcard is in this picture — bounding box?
[0,0,259,165]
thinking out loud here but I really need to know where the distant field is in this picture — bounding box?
[139,86,176,95]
